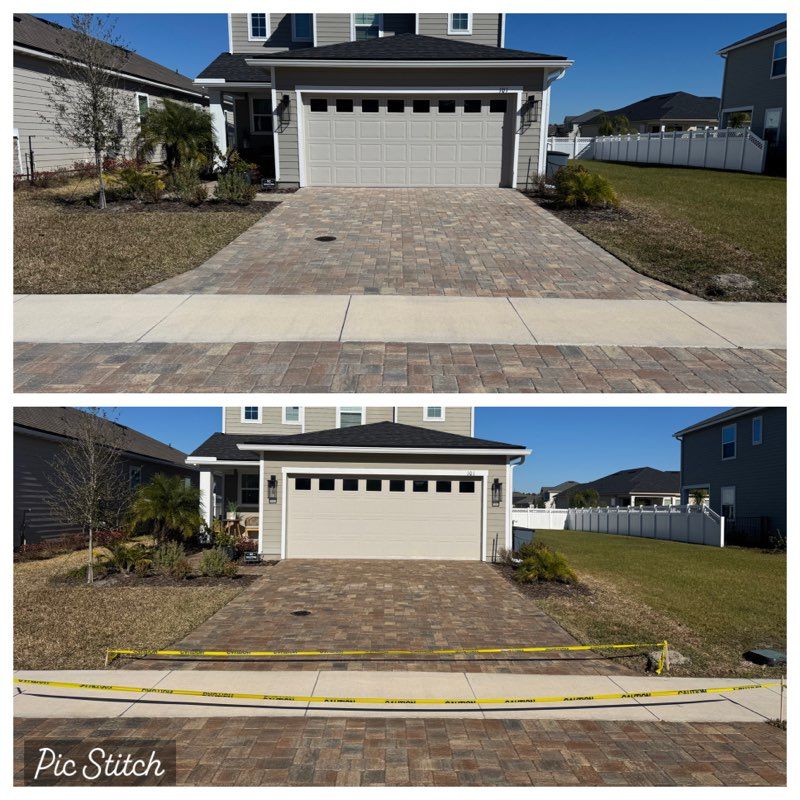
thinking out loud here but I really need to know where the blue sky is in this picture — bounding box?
[90,406,725,493]
[37,12,784,123]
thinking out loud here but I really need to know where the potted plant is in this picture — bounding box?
[226,501,238,521]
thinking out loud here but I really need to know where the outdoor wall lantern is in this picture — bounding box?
[522,96,538,128]
[268,475,277,504]
[277,94,291,126]
[491,478,502,507]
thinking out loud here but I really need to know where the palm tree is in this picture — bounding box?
[129,473,203,543]
[135,99,214,172]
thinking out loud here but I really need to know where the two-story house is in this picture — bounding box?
[718,21,786,173]
[187,406,529,561]
[195,13,571,188]
[674,407,787,544]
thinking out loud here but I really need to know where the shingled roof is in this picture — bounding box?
[718,21,786,54]
[197,52,271,83]
[248,32,568,62]
[567,467,680,497]
[673,408,765,438]
[14,14,201,96]
[579,91,719,125]
[191,422,527,462]
[15,407,192,468]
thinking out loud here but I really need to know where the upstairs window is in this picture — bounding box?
[771,39,786,78]
[423,406,444,421]
[752,416,763,445]
[242,406,261,423]
[292,13,313,42]
[448,13,472,34]
[722,423,737,460]
[338,407,364,428]
[353,13,382,40]
[283,406,301,425]
[248,13,269,41]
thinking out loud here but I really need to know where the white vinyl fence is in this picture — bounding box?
[512,504,725,547]
[545,136,594,160]
[577,128,767,174]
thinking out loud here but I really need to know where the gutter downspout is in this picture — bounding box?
[506,454,527,552]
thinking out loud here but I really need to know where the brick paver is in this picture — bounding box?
[14,717,786,786]
[114,561,629,674]
[142,189,694,300]
[14,341,787,393]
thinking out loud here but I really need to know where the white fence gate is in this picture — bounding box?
[512,504,725,547]
[580,129,767,174]
[545,136,594,160]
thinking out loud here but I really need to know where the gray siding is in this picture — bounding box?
[721,32,786,145]
[395,407,472,436]
[680,408,786,534]
[14,430,197,547]
[14,52,202,173]
[229,13,306,54]
[417,13,502,47]
[315,14,352,47]
[274,66,546,188]
[258,452,509,558]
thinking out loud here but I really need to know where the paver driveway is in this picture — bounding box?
[121,561,633,675]
[143,188,693,300]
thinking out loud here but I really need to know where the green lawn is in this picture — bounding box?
[532,529,785,678]
[553,160,786,301]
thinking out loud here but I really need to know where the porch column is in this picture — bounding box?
[199,470,213,527]
[209,90,227,167]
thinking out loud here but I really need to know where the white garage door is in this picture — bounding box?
[286,474,483,559]
[303,94,511,187]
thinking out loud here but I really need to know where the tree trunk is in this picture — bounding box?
[87,525,94,585]
[95,149,106,210]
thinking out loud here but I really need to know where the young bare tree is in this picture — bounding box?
[47,408,133,584]
[40,14,137,209]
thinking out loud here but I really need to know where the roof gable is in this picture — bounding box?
[719,21,786,54]
[250,32,567,62]
[569,467,679,496]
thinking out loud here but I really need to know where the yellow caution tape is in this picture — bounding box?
[14,677,781,706]
[106,640,669,669]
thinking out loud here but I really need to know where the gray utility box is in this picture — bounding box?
[512,526,535,551]
[545,150,570,180]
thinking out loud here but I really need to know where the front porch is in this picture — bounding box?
[199,465,260,544]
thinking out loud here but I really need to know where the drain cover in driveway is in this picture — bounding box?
[291,610,311,617]
[315,235,336,242]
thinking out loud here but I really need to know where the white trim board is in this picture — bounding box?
[248,59,572,69]
[238,444,529,456]
[280,467,489,561]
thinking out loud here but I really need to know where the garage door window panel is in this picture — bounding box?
[295,478,311,490]
[387,99,405,113]
[336,98,354,112]
[413,480,429,493]
[366,479,382,492]
[389,480,405,492]
[438,99,456,113]
[309,98,327,112]
[413,99,430,113]
[490,99,508,113]
[319,478,335,491]
[436,481,452,493]
[464,99,482,113]
[361,98,379,113]
[343,479,359,492]
[459,481,476,493]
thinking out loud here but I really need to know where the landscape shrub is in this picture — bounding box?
[554,163,618,209]
[71,160,97,179]
[64,560,110,583]
[117,166,165,203]
[102,155,144,173]
[514,541,577,584]
[106,542,150,574]
[28,168,71,189]
[199,547,238,578]
[134,557,152,578]
[167,160,208,205]
[15,530,127,561]
[214,171,257,205]
[152,540,191,579]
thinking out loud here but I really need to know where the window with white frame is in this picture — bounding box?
[448,13,472,34]
[241,406,261,423]
[752,415,763,445]
[423,406,445,421]
[720,486,736,520]
[353,13,382,40]
[135,93,149,124]
[283,406,301,425]
[292,13,313,42]
[129,465,142,490]
[338,406,364,428]
[239,473,260,506]
[248,13,269,40]
[721,423,737,460]
[250,97,272,133]
[763,108,782,144]
[771,39,786,78]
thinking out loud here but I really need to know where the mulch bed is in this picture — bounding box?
[526,193,636,225]
[56,571,261,589]
[56,197,279,215]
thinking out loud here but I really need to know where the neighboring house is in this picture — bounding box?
[571,91,720,137]
[187,406,529,560]
[512,491,538,508]
[554,467,680,509]
[550,109,603,137]
[14,407,197,548]
[717,21,786,174]
[195,13,572,188]
[13,14,206,174]
[538,480,579,508]
[674,407,787,543]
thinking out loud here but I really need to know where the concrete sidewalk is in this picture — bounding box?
[14,670,785,721]
[14,294,786,349]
